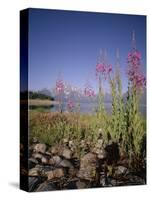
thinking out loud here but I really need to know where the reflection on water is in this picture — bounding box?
[50,102,146,115]
[29,105,54,112]
[28,102,146,115]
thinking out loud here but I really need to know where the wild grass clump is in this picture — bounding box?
[29,110,146,164]
[29,112,104,146]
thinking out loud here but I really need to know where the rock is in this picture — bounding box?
[49,156,62,166]
[35,165,53,174]
[46,171,54,180]
[114,166,128,176]
[32,153,43,160]
[28,177,44,192]
[63,138,69,145]
[29,168,40,176]
[41,156,49,164]
[68,167,77,177]
[46,168,64,180]
[76,180,87,189]
[48,158,55,165]
[45,151,51,156]
[53,168,64,178]
[109,178,118,186]
[32,153,49,164]
[69,140,76,152]
[80,139,89,152]
[99,172,115,187]
[97,149,107,159]
[28,158,38,169]
[99,174,107,186]
[69,140,74,148]
[105,173,145,186]
[77,153,98,181]
[29,157,39,164]
[80,140,86,148]
[35,181,56,191]
[62,148,72,159]
[106,177,117,186]
[59,159,74,168]
[29,165,53,177]
[125,174,145,185]
[51,145,62,155]
[34,143,47,154]
[29,144,36,152]
[96,139,104,149]
[92,136,106,160]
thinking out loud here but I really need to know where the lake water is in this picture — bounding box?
[50,102,146,115]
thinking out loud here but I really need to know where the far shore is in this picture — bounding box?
[21,99,59,106]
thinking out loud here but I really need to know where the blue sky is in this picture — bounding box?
[27,8,146,93]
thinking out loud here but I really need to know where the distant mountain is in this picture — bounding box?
[36,87,111,103]
[35,87,146,105]
[38,88,53,97]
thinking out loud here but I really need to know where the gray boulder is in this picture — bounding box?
[34,143,47,154]
[45,168,64,180]
[77,153,98,181]
[62,148,72,159]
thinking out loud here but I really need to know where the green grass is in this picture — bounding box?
[29,110,146,163]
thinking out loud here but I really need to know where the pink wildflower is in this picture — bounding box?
[96,63,106,73]
[67,99,75,111]
[127,49,146,89]
[55,79,64,94]
[127,49,141,68]
[134,73,146,88]
[96,61,112,80]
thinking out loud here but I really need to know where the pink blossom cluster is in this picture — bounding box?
[96,63,105,74]
[127,50,141,69]
[127,49,146,88]
[96,62,112,79]
[134,73,146,88]
[67,99,75,111]
[128,70,146,88]
[55,79,64,94]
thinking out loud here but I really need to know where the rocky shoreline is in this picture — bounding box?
[20,135,146,192]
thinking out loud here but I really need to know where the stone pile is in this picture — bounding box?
[26,134,146,192]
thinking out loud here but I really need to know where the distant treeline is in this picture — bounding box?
[20,91,54,101]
